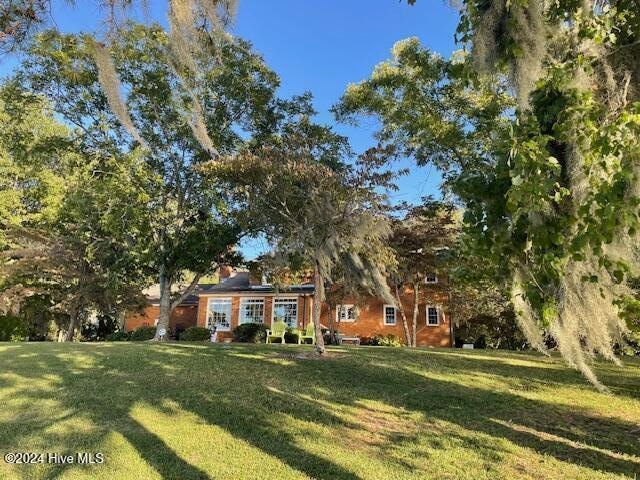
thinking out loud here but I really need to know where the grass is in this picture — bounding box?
[0,343,639,480]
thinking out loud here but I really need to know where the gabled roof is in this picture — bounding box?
[144,272,314,307]
[196,272,314,295]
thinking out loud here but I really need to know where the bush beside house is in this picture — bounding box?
[233,323,267,343]
[179,327,211,341]
[129,326,157,341]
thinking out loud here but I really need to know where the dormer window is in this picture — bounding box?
[425,274,438,284]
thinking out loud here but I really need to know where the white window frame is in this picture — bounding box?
[239,297,265,324]
[207,297,233,332]
[426,306,439,326]
[425,274,438,284]
[383,304,397,325]
[272,297,298,328]
[336,304,357,323]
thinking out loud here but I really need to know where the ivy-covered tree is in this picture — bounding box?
[451,0,639,387]
[345,0,640,387]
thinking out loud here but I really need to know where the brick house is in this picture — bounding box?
[123,283,200,338]
[124,268,452,347]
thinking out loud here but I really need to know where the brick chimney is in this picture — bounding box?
[219,265,233,282]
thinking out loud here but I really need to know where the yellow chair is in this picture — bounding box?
[297,323,316,345]
[266,320,287,344]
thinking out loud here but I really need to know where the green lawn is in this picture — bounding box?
[0,343,638,479]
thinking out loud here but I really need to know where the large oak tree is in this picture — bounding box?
[18,23,282,338]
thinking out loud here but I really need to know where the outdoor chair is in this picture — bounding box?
[297,323,315,345]
[266,320,287,344]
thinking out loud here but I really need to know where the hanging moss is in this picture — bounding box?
[91,40,149,150]
[464,1,640,388]
[472,0,549,109]
[166,0,238,160]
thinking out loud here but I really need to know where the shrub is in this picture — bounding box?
[233,323,267,343]
[370,334,402,347]
[0,315,27,341]
[284,327,298,344]
[105,331,130,342]
[179,327,211,341]
[621,331,640,356]
[454,311,528,350]
[129,326,157,341]
[81,313,120,342]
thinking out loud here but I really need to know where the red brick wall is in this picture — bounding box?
[167,287,451,347]
[124,305,198,334]
[196,295,313,341]
[319,284,451,347]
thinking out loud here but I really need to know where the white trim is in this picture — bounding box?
[272,297,299,328]
[238,297,265,324]
[336,304,356,323]
[425,275,438,284]
[426,305,439,326]
[382,304,397,325]
[206,297,233,332]
[199,292,310,298]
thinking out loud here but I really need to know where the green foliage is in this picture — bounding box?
[339,2,640,386]
[0,81,74,230]
[233,322,267,343]
[129,326,156,341]
[0,315,27,341]
[0,79,152,340]
[80,313,120,342]
[15,22,290,335]
[205,106,399,353]
[284,327,299,344]
[179,326,211,341]
[454,310,527,350]
[370,333,403,347]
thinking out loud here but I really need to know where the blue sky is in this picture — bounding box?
[1,0,460,258]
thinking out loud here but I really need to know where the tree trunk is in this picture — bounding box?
[412,282,419,348]
[64,307,79,342]
[117,310,126,331]
[154,268,172,341]
[312,266,326,355]
[395,284,412,347]
[327,300,335,344]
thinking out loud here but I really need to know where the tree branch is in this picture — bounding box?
[171,272,202,310]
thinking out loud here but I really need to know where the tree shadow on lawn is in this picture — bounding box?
[352,346,640,401]
[0,343,359,480]
[0,343,639,479]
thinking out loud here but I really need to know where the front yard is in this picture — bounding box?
[0,342,638,479]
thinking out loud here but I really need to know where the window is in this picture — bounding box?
[207,298,232,331]
[239,298,265,324]
[426,306,439,326]
[383,305,397,325]
[336,304,357,322]
[273,298,298,327]
[425,274,438,284]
